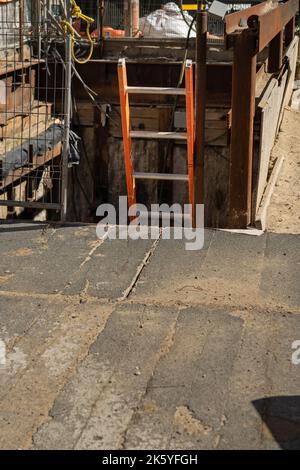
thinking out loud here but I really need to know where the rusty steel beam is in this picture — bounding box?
[195,7,207,220]
[254,0,299,52]
[229,31,257,228]
[225,0,272,36]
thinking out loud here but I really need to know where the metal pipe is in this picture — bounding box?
[61,0,72,222]
[132,0,140,37]
[32,0,41,59]
[19,0,24,60]
[124,0,140,37]
[98,0,105,54]
[194,2,207,225]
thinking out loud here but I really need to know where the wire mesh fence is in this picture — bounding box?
[0,0,70,220]
[99,1,253,41]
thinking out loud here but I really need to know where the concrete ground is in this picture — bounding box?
[0,222,299,450]
[267,108,300,234]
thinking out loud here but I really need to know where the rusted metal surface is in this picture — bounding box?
[225,0,272,36]
[124,0,140,37]
[256,0,299,52]
[227,0,298,228]
[229,31,257,228]
[195,8,207,216]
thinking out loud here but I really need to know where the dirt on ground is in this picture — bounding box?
[267,107,300,233]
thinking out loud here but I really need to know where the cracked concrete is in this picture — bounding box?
[0,219,299,450]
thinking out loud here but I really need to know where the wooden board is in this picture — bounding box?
[0,117,54,156]
[253,36,299,217]
[0,69,36,125]
[109,105,229,146]
[0,142,62,191]
[0,103,52,140]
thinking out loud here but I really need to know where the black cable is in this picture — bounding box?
[159,14,196,201]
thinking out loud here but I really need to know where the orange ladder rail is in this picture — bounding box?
[118,58,136,208]
[118,58,195,224]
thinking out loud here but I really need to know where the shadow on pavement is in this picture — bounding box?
[253,396,300,449]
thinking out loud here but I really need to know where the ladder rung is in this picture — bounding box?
[133,172,189,182]
[130,131,187,140]
[126,86,186,96]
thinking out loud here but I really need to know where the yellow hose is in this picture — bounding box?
[62,0,95,65]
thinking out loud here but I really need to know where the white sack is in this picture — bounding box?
[139,2,196,39]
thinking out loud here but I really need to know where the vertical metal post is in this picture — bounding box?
[124,0,131,36]
[229,32,257,228]
[124,0,139,37]
[98,0,105,53]
[131,0,139,37]
[61,0,72,222]
[195,2,207,225]
[285,16,295,47]
[32,0,41,60]
[268,30,284,73]
[19,0,24,60]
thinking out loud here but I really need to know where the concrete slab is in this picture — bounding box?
[0,225,99,294]
[260,233,300,307]
[31,305,300,450]
[0,225,153,299]
[0,297,113,450]
[124,306,243,450]
[64,236,154,300]
[0,223,299,450]
[132,230,267,307]
[33,303,180,450]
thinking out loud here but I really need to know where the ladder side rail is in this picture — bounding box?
[185,60,195,224]
[118,59,136,209]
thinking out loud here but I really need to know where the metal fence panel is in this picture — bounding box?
[0,0,70,220]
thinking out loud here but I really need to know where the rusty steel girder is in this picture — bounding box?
[226,0,299,228]
[225,0,272,36]
[226,0,299,51]
[251,0,299,52]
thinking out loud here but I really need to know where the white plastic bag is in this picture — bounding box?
[139,2,196,39]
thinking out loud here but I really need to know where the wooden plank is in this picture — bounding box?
[0,103,52,140]
[0,118,54,155]
[0,69,35,125]
[253,72,288,214]
[110,105,228,145]
[253,36,299,216]
[0,142,62,192]
[255,154,285,230]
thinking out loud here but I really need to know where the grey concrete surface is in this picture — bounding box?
[0,223,299,449]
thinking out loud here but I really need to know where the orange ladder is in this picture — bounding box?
[118,58,195,222]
